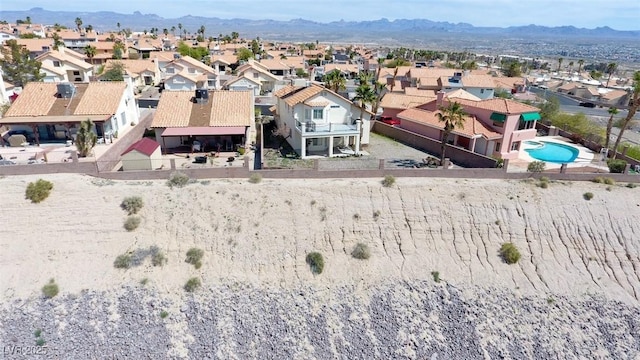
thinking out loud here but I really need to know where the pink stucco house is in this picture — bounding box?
[397,92,540,160]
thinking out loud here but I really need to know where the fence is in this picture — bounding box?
[372,122,498,168]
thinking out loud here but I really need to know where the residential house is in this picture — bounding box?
[274,83,373,158]
[13,38,54,58]
[324,64,360,79]
[210,53,239,74]
[53,30,99,51]
[150,90,254,151]
[257,59,296,77]
[0,80,139,145]
[0,29,16,44]
[162,55,219,91]
[437,72,496,100]
[598,89,628,107]
[129,37,162,59]
[223,76,262,96]
[235,60,280,93]
[397,92,541,159]
[379,93,437,120]
[105,59,161,87]
[36,47,94,83]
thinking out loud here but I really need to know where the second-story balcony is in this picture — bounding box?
[295,119,360,136]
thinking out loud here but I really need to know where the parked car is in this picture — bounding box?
[378,116,400,126]
[579,102,596,108]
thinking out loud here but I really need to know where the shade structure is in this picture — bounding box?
[520,112,541,121]
[161,126,246,136]
[490,112,507,122]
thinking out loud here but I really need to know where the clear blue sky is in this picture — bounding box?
[5,0,640,30]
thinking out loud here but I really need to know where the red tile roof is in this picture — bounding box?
[121,138,160,156]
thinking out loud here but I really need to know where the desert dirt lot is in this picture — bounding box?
[1,174,639,358]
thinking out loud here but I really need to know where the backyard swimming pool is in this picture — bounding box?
[524,141,579,163]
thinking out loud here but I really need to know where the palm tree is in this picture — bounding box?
[612,71,640,158]
[557,57,563,73]
[178,23,183,37]
[170,26,176,37]
[85,24,93,33]
[370,81,387,116]
[568,61,574,73]
[163,28,169,37]
[199,25,206,36]
[84,45,97,64]
[353,84,376,121]
[604,107,618,151]
[75,17,83,32]
[358,71,374,86]
[606,63,617,88]
[436,101,466,165]
[577,59,585,74]
[323,69,345,93]
[116,22,121,34]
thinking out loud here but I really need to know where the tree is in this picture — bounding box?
[370,81,387,116]
[353,84,376,121]
[51,32,63,50]
[436,101,466,164]
[605,63,617,88]
[323,69,346,93]
[75,17,83,32]
[25,16,32,24]
[85,24,93,33]
[250,39,260,55]
[612,71,640,158]
[538,96,560,121]
[557,57,563,73]
[504,61,522,77]
[236,47,253,62]
[296,68,308,78]
[568,61,574,73]
[163,28,169,37]
[76,119,97,157]
[604,107,618,151]
[231,31,239,41]
[590,70,603,80]
[178,23,182,35]
[116,22,121,34]
[577,59,585,73]
[102,61,125,81]
[170,26,176,37]
[0,40,44,87]
[112,42,125,59]
[84,45,97,63]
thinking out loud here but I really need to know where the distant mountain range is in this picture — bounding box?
[3,7,639,43]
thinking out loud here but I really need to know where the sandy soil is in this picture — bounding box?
[1,174,639,358]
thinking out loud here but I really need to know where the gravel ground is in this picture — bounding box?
[2,282,639,359]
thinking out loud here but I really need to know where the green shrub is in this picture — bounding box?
[140,278,149,285]
[25,179,53,203]
[527,161,546,173]
[121,196,144,215]
[583,192,594,200]
[627,183,638,188]
[607,159,627,173]
[248,173,262,184]
[592,177,604,183]
[351,243,371,260]
[381,175,396,187]
[184,277,201,292]
[152,251,167,267]
[539,176,549,183]
[36,338,45,346]
[306,252,324,274]
[124,216,141,231]
[41,279,59,298]
[431,271,441,283]
[167,172,190,188]
[538,181,549,189]
[185,248,204,269]
[160,310,169,319]
[500,243,521,264]
[603,177,615,185]
[114,254,132,269]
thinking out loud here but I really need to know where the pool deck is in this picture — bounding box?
[508,136,608,173]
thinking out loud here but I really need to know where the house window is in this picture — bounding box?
[495,142,501,152]
[492,121,504,128]
[511,141,520,151]
[480,89,485,94]
[53,60,61,67]
[188,67,196,74]
[313,109,323,120]
[73,71,80,76]
[166,68,175,74]
[253,72,259,79]
[518,119,536,130]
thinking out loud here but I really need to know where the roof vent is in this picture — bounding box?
[57,82,76,99]
[195,89,209,104]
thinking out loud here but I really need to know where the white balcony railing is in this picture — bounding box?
[295,120,358,134]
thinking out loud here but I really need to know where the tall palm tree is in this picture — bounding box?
[577,59,585,74]
[163,28,169,37]
[612,71,640,158]
[116,22,121,34]
[568,61,574,73]
[75,17,83,32]
[370,81,387,116]
[85,24,93,33]
[606,63,617,88]
[353,84,376,121]
[178,23,183,37]
[557,57,563,73]
[199,25,206,36]
[604,107,618,151]
[436,101,466,165]
[170,26,176,37]
[358,71,374,85]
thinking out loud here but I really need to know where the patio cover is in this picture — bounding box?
[161,126,246,136]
